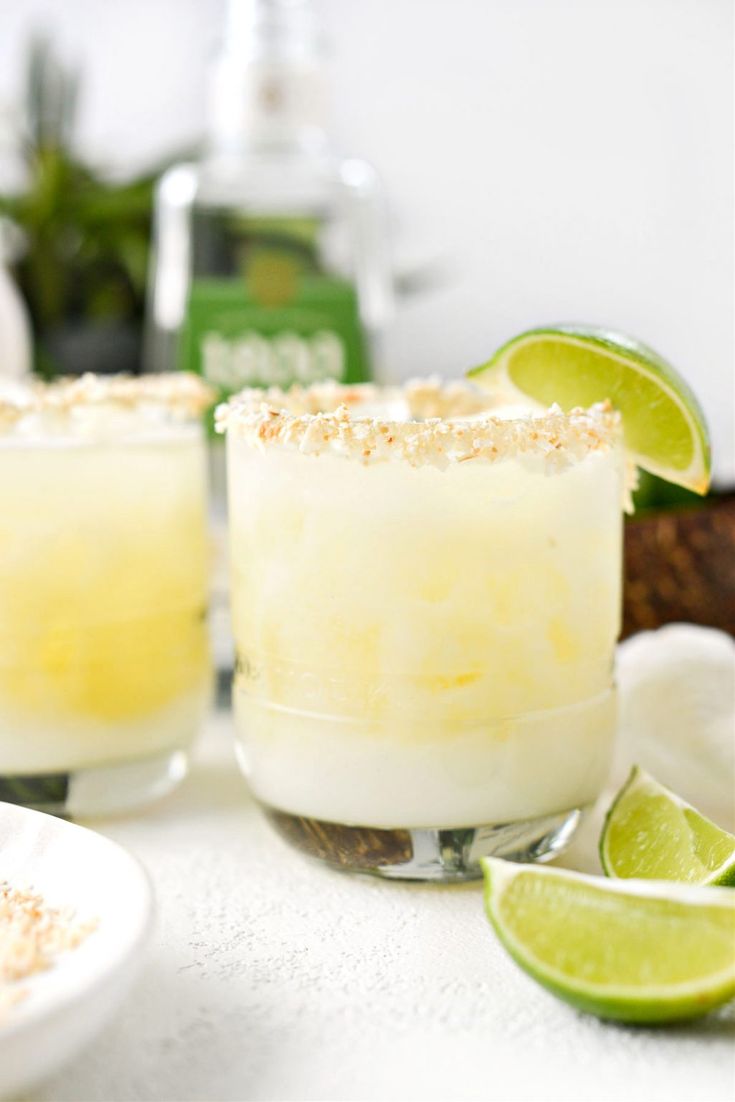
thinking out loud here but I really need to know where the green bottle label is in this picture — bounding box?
[178,225,371,392]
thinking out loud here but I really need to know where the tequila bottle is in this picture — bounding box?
[145,0,392,390]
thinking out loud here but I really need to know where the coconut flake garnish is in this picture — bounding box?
[216,378,622,472]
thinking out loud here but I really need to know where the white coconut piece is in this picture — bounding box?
[613,624,735,831]
[560,623,735,874]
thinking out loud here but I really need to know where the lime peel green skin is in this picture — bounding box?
[468,325,711,494]
[481,859,735,1025]
[600,765,735,887]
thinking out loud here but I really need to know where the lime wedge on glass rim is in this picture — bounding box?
[468,326,711,493]
[482,858,735,1024]
[600,766,735,887]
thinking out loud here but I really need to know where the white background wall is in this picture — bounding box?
[1,0,733,479]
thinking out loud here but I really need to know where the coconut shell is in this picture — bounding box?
[623,495,735,639]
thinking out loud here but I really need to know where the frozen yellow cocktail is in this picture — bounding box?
[219,380,625,878]
[0,373,212,814]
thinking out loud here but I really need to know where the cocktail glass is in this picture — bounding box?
[219,380,624,880]
[0,373,212,815]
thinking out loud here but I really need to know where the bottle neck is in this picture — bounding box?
[209,54,328,156]
[208,0,329,157]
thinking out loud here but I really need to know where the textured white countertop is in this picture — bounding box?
[31,700,735,1102]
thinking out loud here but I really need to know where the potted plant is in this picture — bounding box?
[0,37,164,377]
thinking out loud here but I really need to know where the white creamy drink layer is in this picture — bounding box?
[221,380,625,829]
[0,374,212,773]
[0,689,207,773]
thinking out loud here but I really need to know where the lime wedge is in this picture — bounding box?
[482,858,735,1023]
[468,326,711,493]
[601,766,735,886]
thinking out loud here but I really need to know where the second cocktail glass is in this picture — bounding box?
[0,373,213,815]
[219,380,625,880]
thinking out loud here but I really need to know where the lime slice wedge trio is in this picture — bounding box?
[473,327,722,1022]
[469,326,711,494]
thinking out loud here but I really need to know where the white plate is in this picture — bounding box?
[0,802,153,1099]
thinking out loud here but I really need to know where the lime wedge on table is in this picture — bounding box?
[601,766,735,886]
[482,858,735,1023]
[468,326,711,493]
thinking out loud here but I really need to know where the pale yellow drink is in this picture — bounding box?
[0,374,212,813]
[220,381,624,877]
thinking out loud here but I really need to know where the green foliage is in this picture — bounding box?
[631,469,709,515]
[0,37,167,375]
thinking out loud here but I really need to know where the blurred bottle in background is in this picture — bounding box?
[145,0,393,392]
[147,0,393,691]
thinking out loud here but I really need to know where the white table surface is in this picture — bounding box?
[31,710,735,1102]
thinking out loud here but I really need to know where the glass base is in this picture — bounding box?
[262,804,586,882]
[0,748,188,818]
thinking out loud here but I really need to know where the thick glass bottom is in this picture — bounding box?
[262,803,585,882]
[0,747,188,818]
